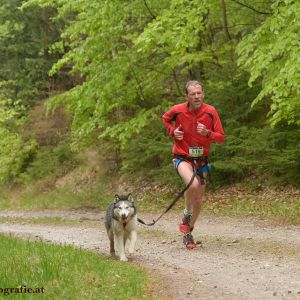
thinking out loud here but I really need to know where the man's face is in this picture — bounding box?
[185,85,204,110]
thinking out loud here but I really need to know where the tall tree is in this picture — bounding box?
[0,0,62,183]
[237,0,300,126]
[0,0,61,106]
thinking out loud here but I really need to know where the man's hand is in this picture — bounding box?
[197,122,210,137]
[174,124,184,140]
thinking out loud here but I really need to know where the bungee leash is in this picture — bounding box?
[137,160,198,227]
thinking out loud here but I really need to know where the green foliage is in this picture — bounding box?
[237,0,300,126]
[136,0,211,70]
[0,132,37,184]
[20,142,75,182]
[121,119,172,171]
[211,126,300,185]
[0,0,62,106]
[0,98,37,184]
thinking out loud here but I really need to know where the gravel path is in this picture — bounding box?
[0,209,299,300]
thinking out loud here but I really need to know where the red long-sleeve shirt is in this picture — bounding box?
[162,102,225,157]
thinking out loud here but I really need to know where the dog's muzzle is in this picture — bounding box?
[120,216,128,224]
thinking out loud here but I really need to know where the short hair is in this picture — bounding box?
[185,80,203,94]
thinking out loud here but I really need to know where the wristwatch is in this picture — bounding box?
[206,130,211,138]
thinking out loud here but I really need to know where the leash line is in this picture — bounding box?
[137,163,197,227]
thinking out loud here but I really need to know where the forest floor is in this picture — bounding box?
[0,209,299,299]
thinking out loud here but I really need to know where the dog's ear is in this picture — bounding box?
[114,194,120,203]
[127,193,134,203]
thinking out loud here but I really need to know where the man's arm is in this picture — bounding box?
[207,108,225,144]
[162,107,177,137]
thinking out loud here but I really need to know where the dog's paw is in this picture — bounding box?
[128,247,135,255]
[120,255,128,262]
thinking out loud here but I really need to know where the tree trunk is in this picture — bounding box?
[221,0,231,41]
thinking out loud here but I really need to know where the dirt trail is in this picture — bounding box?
[0,209,300,300]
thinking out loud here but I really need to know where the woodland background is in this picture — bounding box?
[0,0,299,190]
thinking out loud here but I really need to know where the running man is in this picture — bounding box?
[162,80,225,249]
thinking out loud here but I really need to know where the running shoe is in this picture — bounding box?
[183,233,197,249]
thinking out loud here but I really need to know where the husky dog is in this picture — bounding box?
[105,193,137,261]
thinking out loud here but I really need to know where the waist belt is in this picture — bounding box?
[173,154,209,185]
[173,154,208,164]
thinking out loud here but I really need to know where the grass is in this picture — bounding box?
[0,174,175,213]
[203,186,300,224]
[0,234,149,300]
[0,172,299,225]
[0,186,112,211]
[0,216,98,227]
[136,185,300,225]
[204,197,300,221]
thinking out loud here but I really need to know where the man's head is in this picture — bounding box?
[185,80,204,110]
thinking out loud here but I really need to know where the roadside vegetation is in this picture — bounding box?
[0,234,149,300]
[0,160,299,225]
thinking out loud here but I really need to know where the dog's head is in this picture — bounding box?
[113,193,136,224]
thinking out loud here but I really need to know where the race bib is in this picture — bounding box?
[189,146,204,158]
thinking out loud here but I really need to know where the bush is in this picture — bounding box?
[0,130,37,184]
[20,142,76,182]
[210,126,300,186]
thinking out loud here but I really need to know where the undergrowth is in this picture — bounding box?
[0,145,299,225]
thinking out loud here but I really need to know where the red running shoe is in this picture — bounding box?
[183,233,197,249]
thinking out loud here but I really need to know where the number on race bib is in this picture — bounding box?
[189,146,204,157]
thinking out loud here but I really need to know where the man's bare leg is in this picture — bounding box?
[177,162,206,229]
